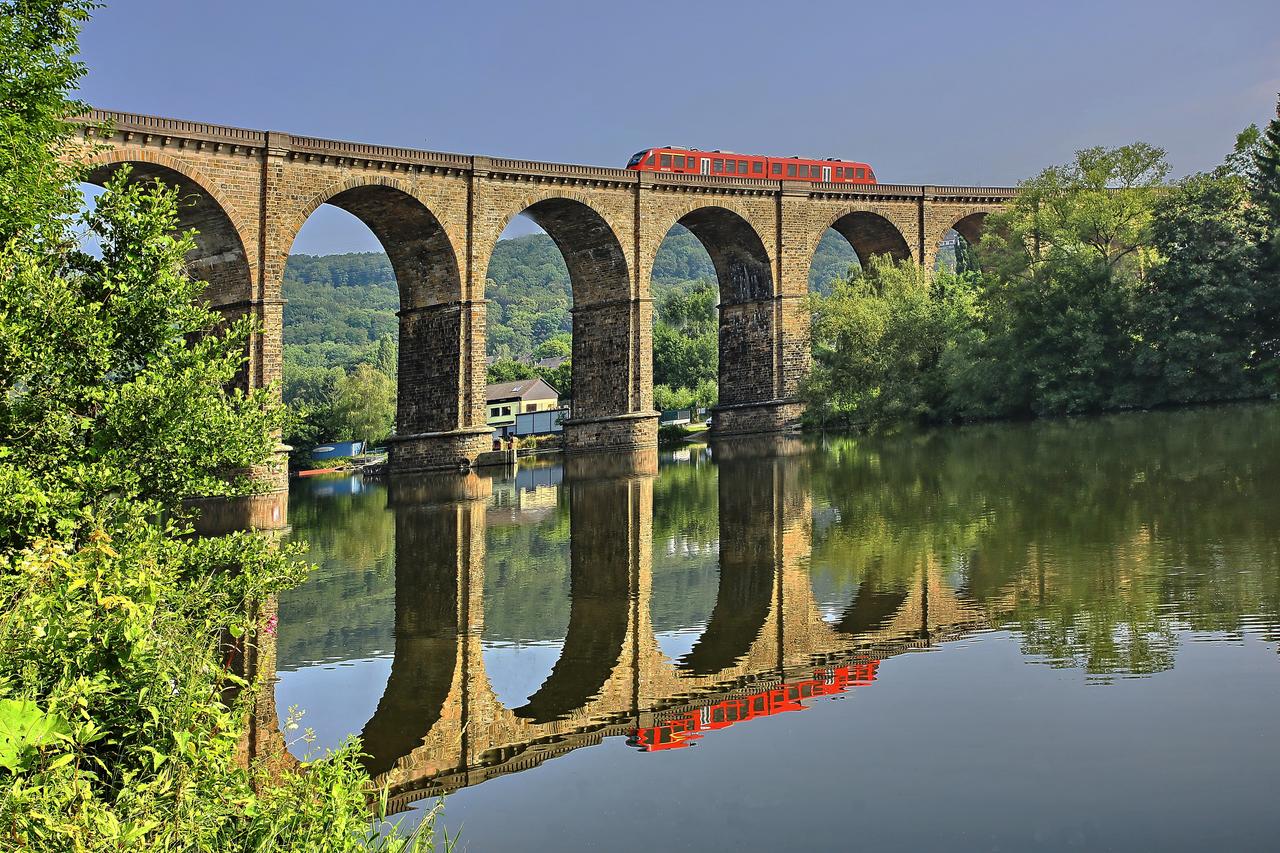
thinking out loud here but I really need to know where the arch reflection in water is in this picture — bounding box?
[262,438,984,816]
[265,404,1280,829]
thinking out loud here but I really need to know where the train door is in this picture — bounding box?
[821,165,832,182]
[700,157,711,175]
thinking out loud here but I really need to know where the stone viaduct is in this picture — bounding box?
[73,110,1015,475]
[248,445,992,813]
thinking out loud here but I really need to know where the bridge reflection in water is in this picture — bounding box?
[257,439,989,816]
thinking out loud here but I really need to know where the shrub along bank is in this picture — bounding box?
[806,121,1280,430]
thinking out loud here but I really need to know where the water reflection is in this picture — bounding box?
[270,403,1280,825]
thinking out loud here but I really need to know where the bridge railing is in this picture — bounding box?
[81,109,267,145]
[289,134,472,168]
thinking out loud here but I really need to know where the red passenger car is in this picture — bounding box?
[626,146,877,184]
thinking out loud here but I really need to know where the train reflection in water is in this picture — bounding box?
[629,662,879,752]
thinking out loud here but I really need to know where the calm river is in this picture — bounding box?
[271,403,1280,851]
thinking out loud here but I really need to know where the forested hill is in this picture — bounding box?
[282,225,858,371]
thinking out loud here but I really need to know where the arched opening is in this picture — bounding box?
[271,472,396,760]
[935,212,989,273]
[512,474,633,722]
[358,500,463,777]
[480,468,571,711]
[673,208,776,413]
[484,198,633,434]
[649,454,720,663]
[675,456,777,676]
[649,223,718,420]
[281,184,461,461]
[808,227,862,295]
[482,214,572,429]
[826,211,912,269]
[83,160,252,309]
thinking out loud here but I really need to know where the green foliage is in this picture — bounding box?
[486,358,535,384]
[804,256,979,428]
[808,127,1280,431]
[0,1,442,847]
[0,0,92,246]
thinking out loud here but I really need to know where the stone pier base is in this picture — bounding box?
[563,411,659,455]
[386,426,493,473]
[711,398,804,437]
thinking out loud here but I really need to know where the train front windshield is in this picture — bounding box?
[627,151,649,167]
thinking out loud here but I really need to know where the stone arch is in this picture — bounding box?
[286,178,466,438]
[83,149,254,309]
[658,206,778,415]
[484,193,638,428]
[949,211,989,246]
[817,209,913,269]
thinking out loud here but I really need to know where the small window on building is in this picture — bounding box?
[725,160,736,174]
[713,159,724,173]
[490,407,500,417]
[772,163,782,175]
[527,403,537,412]
[502,406,512,416]
[787,164,797,176]
[660,154,672,168]
[674,155,686,168]
[738,160,748,173]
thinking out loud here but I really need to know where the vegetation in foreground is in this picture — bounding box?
[806,114,1280,429]
[0,1,441,849]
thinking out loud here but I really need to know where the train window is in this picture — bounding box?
[798,165,809,177]
[857,167,865,178]
[675,155,685,168]
[752,161,763,174]
[713,159,724,173]
[645,153,656,166]
[786,163,797,177]
[660,154,671,168]
[772,163,782,175]
[725,160,736,174]
[738,160,748,172]
[835,167,843,178]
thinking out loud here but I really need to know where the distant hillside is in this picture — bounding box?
[282,225,858,373]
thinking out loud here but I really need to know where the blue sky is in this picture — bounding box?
[78,0,1280,254]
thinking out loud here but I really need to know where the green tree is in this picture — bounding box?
[1135,162,1262,403]
[328,363,395,446]
[0,3,436,847]
[487,357,535,384]
[532,333,571,361]
[803,256,979,428]
[536,357,572,400]
[1251,97,1280,383]
[964,143,1168,417]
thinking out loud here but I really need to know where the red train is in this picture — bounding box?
[628,662,879,752]
[626,146,877,184]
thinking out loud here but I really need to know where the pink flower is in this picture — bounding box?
[263,613,278,638]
